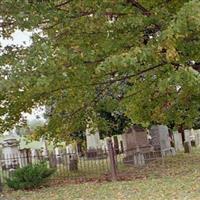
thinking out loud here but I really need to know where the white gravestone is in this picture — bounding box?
[86,128,101,150]
[66,144,74,154]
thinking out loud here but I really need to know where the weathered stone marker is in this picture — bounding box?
[69,154,78,171]
[86,126,102,159]
[173,131,184,151]
[149,125,175,156]
[122,125,153,166]
[1,137,20,170]
[184,141,191,153]
[122,125,152,153]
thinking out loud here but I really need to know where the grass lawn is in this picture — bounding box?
[3,150,200,200]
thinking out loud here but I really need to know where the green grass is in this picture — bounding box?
[3,173,200,200]
[3,150,200,200]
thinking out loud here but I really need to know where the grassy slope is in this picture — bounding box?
[4,151,200,200]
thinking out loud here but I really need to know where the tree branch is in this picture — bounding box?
[127,0,151,16]
[55,0,73,8]
[92,62,166,86]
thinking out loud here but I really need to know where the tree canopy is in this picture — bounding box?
[0,0,200,140]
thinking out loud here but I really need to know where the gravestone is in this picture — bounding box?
[173,131,184,151]
[1,137,20,170]
[194,129,200,146]
[189,129,197,147]
[149,125,175,156]
[86,127,103,159]
[122,125,152,153]
[122,125,153,166]
[184,130,192,146]
[100,139,107,150]
[184,141,191,153]
[86,128,101,150]
[69,157,78,171]
[66,144,74,154]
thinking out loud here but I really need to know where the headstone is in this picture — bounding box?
[194,133,199,146]
[86,128,101,149]
[122,125,153,166]
[122,125,152,154]
[189,129,196,147]
[103,137,109,150]
[86,126,103,159]
[184,141,191,153]
[184,130,191,146]
[66,144,73,154]
[86,148,98,158]
[68,154,78,171]
[100,139,107,150]
[149,125,175,156]
[86,148,106,159]
[173,131,184,151]
[0,138,20,170]
[194,129,200,146]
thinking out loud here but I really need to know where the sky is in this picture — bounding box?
[0,30,46,127]
[0,30,32,48]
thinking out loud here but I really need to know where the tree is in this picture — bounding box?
[0,0,200,140]
[98,110,131,138]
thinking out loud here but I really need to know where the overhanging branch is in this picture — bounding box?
[127,0,151,16]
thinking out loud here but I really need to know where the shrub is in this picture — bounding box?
[6,162,55,190]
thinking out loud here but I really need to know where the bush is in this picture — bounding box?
[6,162,55,190]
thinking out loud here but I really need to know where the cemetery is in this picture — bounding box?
[3,146,200,200]
[0,126,200,185]
[0,0,200,199]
